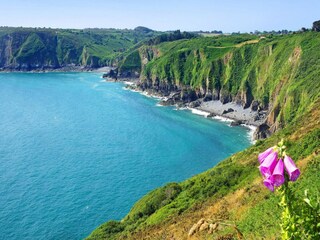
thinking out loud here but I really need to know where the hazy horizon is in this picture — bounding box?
[0,0,319,33]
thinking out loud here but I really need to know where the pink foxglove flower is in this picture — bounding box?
[258,147,274,164]
[259,151,278,177]
[272,159,285,187]
[263,176,275,192]
[258,141,300,192]
[284,155,300,181]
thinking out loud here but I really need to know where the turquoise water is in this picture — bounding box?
[0,73,251,239]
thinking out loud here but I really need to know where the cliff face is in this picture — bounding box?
[87,33,320,240]
[0,27,159,70]
[117,33,320,138]
[86,33,320,240]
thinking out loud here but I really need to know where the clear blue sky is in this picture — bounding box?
[1,0,319,32]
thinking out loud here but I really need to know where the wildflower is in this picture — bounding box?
[259,151,278,177]
[258,147,274,163]
[258,140,300,192]
[272,159,285,186]
[263,176,275,192]
[284,155,301,181]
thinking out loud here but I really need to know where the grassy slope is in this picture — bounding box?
[87,100,319,240]
[88,33,320,239]
[123,33,320,132]
[0,27,159,68]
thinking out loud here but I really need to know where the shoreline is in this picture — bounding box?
[0,70,260,142]
[118,78,260,142]
[187,106,257,142]
[0,66,112,73]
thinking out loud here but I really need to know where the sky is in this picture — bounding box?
[0,0,319,32]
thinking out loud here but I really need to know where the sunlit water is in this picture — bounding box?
[0,73,251,239]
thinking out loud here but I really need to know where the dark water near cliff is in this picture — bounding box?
[0,73,251,239]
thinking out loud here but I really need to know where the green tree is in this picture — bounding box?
[312,20,320,32]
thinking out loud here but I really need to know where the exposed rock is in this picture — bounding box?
[195,219,205,229]
[251,100,260,111]
[170,91,181,101]
[118,69,140,79]
[241,89,253,109]
[208,223,219,234]
[212,89,220,100]
[103,69,118,79]
[188,100,201,108]
[207,113,216,118]
[159,98,174,106]
[177,102,186,108]
[181,89,189,102]
[188,224,198,237]
[254,123,271,139]
[203,92,213,102]
[222,108,234,114]
[199,86,206,97]
[254,115,260,121]
[188,218,206,236]
[230,120,244,126]
[220,91,232,104]
[199,222,209,231]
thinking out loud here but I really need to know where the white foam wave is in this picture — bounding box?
[174,107,187,111]
[241,124,257,143]
[141,92,152,98]
[212,116,234,122]
[188,108,210,117]
[124,81,135,85]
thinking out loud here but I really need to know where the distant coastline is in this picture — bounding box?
[0,66,112,73]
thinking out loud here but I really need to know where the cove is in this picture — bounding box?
[0,73,251,239]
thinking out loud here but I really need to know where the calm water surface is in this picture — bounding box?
[0,73,251,239]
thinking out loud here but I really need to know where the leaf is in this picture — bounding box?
[303,198,313,208]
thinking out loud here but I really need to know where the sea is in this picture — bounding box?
[0,72,252,239]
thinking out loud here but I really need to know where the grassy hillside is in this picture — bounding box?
[0,27,159,70]
[87,99,319,240]
[88,33,320,239]
[119,32,320,136]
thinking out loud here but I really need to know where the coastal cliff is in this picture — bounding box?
[0,27,159,71]
[113,32,320,139]
[90,32,320,239]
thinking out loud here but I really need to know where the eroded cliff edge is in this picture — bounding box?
[107,33,319,140]
[91,32,320,240]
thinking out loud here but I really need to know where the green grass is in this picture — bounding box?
[120,32,320,131]
[238,156,320,239]
[0,27,161,68]
[87,32,320,239]
[87,100,320,239]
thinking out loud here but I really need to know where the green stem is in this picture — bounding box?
[279,182,296,240]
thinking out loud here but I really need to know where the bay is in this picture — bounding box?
[0,73,251,239]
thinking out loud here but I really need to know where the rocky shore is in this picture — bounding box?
[112,77,268,140]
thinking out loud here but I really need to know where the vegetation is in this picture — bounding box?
[0,27,160,70]
[2,26,318,239]
[88,32,320,239]
[87,99,319,239]
[118,32,320,136]
[312,20,320,32]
